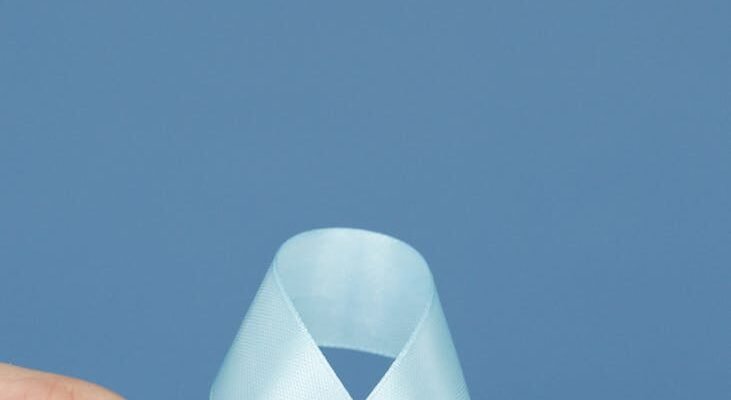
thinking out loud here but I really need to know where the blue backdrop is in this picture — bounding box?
[1,1,729,399]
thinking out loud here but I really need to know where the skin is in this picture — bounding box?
[0,363,123,400]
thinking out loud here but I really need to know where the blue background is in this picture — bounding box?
[1,1,729,399]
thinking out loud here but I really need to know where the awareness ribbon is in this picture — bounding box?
[211,228,471,399]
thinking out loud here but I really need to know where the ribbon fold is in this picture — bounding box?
[211,228,470,399]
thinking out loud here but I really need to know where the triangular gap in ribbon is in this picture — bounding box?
[320,347,394,400]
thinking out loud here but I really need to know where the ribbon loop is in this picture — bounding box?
[211,228,470,400]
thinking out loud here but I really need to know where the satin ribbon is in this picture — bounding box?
[211,228,470,399]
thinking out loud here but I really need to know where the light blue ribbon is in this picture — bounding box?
[211,228,470,399]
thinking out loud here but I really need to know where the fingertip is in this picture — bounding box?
[0,363,125,400]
